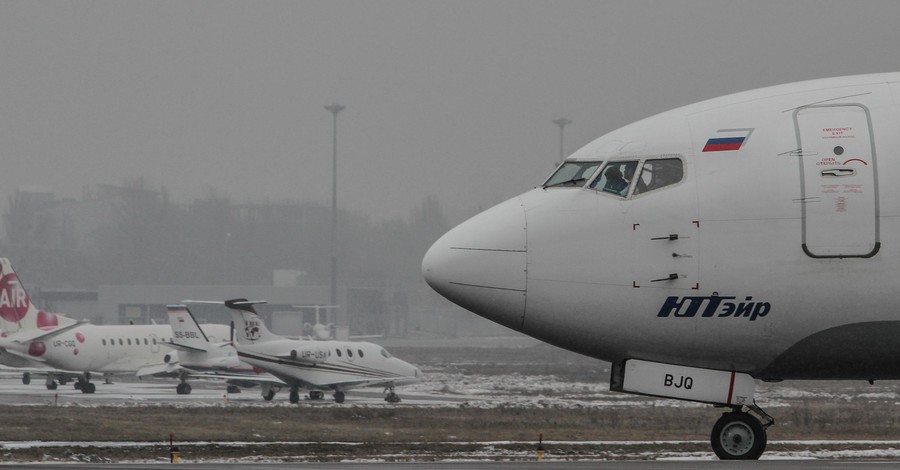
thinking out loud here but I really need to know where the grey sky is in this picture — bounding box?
[2,1,899,223]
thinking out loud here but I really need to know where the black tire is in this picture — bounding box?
[183,383,192,395]
[333,391,345,403]
[289,390,300,404]
[22,374,30,385]
[226,385,241,394]
[711,411,767,460]
[263,389,275,401]
[81,382,96,394]
[46,381,58,390]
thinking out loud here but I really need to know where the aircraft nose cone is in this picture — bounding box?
[422,197,527,331]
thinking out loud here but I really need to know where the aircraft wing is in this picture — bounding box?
[161,341,207,353]
[135,362,181,377]
[1,319,88,344]
[2,347,48,363]
[0,364,92,383]
[325,376,420,390]
[181,371,286,388]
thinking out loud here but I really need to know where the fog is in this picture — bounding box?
[2,1,900,331]
[3,1,899,223]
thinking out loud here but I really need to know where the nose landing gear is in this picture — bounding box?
[710,404,774,460]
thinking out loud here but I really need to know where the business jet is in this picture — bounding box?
[423,72,900,459]
[138,304,284,396]
[219,298,421,403]
[0,257,229,393]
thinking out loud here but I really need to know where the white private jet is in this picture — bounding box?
[423,72,900,460]
[142,304,285,397]
[0,257,229,393]
[221,298,421,403]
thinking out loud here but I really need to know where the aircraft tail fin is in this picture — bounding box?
[224,298,281,344]
[167,305,210,352]
[0,258,73,335]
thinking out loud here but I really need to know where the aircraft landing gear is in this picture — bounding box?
[74,373,96,394]
[710,404,773,460]
[176,382,192,395]
[289,388,300,404]
[333,391,345,403]
[308,390,324,400]
[384,386,401,403]
[226,385,241,394]
[45,378,58,390]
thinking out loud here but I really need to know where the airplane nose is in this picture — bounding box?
[422,197,527,331]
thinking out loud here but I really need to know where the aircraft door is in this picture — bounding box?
[794,104,879,258]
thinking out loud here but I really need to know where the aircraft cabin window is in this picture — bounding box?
[143,338,148,345]
[118,338,123,346]
[590,161,639,197]
[127,339,132,346]
[633,158,684,195]
[102,339,106,346]
[336,349,342,357]
[358,349,364,358]
[152,338,157,345]
[347,349,353,358]
[543,161,602,188]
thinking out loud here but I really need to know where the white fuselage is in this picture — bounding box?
[9,323,230,374]
[424,72,900,381]
[236,339,420,391]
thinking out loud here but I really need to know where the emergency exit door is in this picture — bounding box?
[794,104,879,258]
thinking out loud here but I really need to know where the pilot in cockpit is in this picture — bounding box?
[602,167,629,195]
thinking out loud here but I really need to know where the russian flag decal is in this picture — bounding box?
[703,128,754,152]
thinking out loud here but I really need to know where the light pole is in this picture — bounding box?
[552,117,571,163]
[325,103,345,308]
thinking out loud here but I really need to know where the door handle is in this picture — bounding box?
[821,168,855,177]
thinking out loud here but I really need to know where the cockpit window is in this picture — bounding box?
[589,161,639,197]
[633,158,684,195]
[543,161,602,188]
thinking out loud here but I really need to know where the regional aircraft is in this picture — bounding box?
[139,304,284,396]
[218,298,421,403]
[0,258,229,393]
[423,72,900,459]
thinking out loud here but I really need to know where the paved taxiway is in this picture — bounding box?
[9,461,900,469]
[0,372,448,406]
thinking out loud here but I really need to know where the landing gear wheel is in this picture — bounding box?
[263,389,276,401]
[289,389,300,404]
[333,391,345,403]
[46,381,58,390]
[309,391,324,400]
[81,382,96,394]
[711,411,767,460]
[176,382,192,395]
[22,373,31,385]
[385,392,401,403]
[226,385,241,394]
